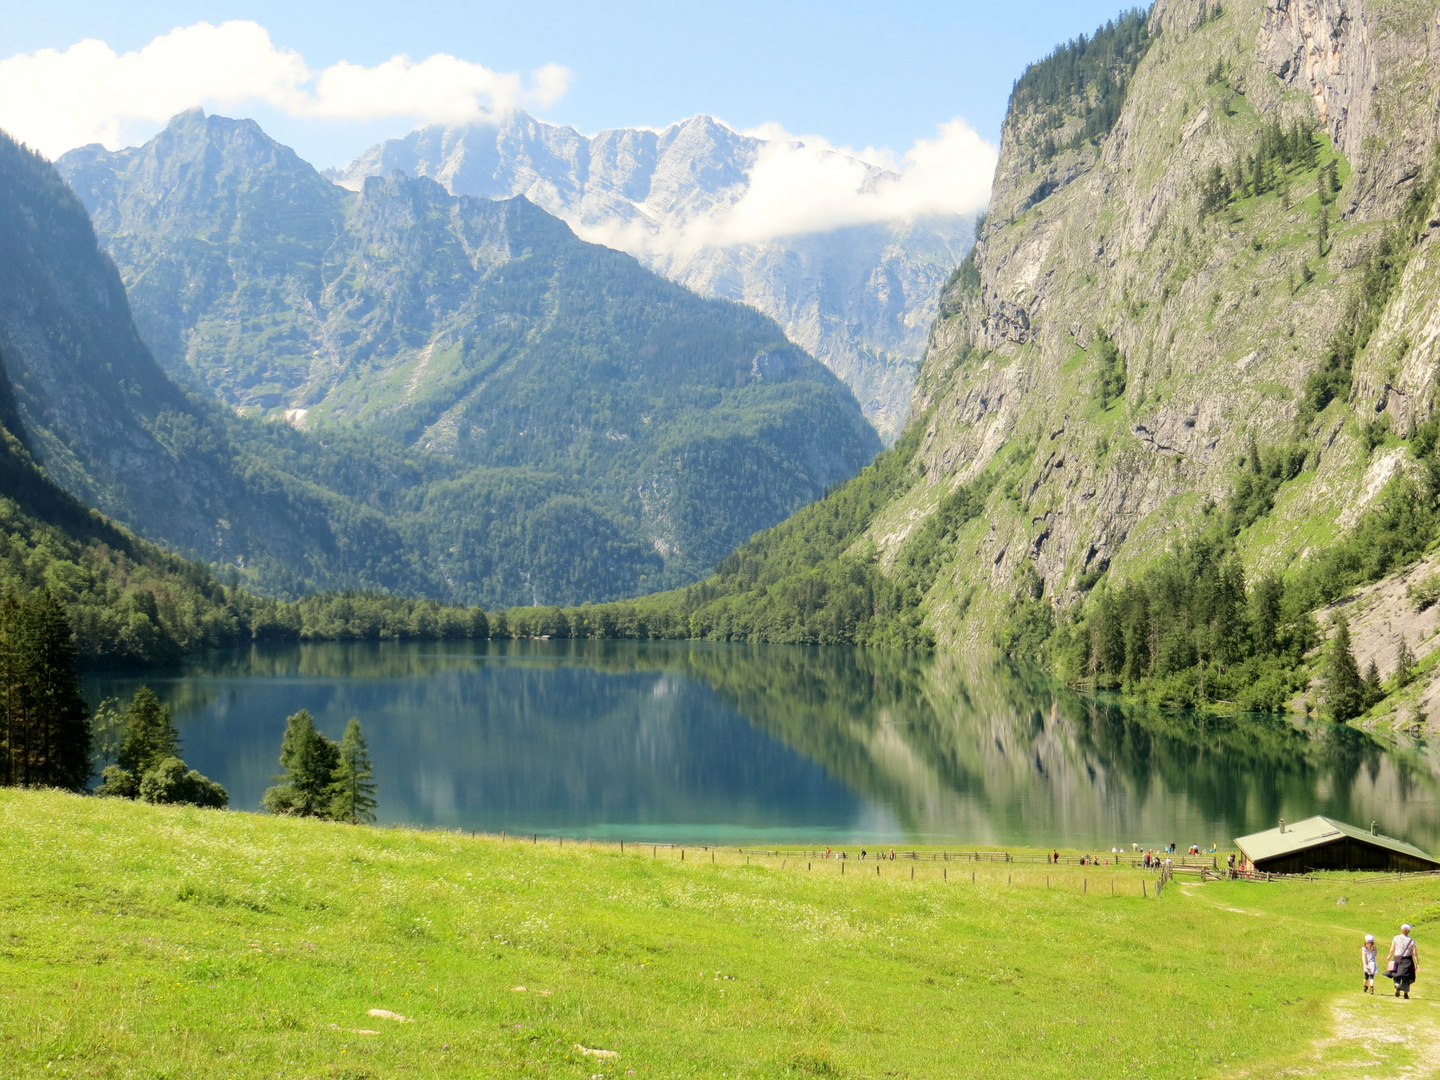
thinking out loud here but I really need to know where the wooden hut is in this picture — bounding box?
[1235,816,1440,874]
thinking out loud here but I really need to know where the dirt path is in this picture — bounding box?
[1180,884,1440,1078]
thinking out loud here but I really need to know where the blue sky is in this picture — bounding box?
[1,1,1139,168]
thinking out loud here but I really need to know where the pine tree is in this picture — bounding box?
[1395,636,1417,687]
[1326,614,1366,721]
[263,710,340,816]
[328,718,377,825]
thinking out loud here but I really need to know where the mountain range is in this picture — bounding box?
[332,110,974,441]
[0,116,881,607]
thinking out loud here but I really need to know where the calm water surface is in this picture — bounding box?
[84,640,1440,850]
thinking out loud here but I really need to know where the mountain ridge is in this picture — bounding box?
[17,114,884,606]
[334,109,975,441]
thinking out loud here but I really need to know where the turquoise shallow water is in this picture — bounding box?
[83,639,1440,850]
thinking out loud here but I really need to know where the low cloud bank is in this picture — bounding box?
[577,119,996,254]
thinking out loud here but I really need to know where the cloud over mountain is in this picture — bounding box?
[0,21,570,157]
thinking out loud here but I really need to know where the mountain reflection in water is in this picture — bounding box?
[84,640,1440,849]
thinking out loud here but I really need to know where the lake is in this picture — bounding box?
[84,639,1440,851]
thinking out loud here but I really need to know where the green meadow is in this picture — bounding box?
[3,789,1439,1079]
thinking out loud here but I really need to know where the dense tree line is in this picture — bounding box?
[1011,8,1152,162]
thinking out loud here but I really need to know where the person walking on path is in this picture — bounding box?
[1388,925,1419,999]
[1362,935,1378,994]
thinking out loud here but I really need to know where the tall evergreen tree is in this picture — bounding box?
[1395,636,1417,687]
[0,592,91,790]
[328,718,377,825]
[262,710,340,816]
[116,688,179,776]
[1363,658,1384,707]
[1326,614,1366,721]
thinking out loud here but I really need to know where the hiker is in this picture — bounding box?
[1388,924,1419,999]
[1052,849,1059,864]
[1362,935,1378,994]
[861,849,867,860]
[1227,853,1236,870]
[890,848,895,861]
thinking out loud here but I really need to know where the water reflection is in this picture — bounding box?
[84,640,1440,850]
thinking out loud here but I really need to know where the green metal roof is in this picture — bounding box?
[1235,815,1438,866]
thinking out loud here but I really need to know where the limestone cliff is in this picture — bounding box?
[882,0,1440,681]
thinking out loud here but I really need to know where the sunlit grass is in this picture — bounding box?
[3,789,1436,1078]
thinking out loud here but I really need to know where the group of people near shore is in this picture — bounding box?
[1362,926,1419,998]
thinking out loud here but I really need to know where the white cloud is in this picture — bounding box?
[582,119,996,256]
[705,121,996,245]
[0,21,570,158]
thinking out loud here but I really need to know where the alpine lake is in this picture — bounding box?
[83,639,1440,853]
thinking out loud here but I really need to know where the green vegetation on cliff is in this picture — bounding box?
[1013,7,1152,159]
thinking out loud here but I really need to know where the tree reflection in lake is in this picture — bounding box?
[84,640,1440,849]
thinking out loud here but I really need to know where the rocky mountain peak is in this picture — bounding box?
[335,108,973,442]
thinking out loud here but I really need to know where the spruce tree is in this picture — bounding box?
[1395,636,1417,687]
[328,718,377,825]
[1326,614,1366,721]
[1317,169,1330,256]
[1363,658,1384,707]
[0,592,91,791]
[263,710,340,816]
[116,688,179,775]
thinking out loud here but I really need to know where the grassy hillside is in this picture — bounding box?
[3,788,1435,1078]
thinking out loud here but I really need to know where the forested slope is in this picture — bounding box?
[55,112,881,600]
[500,1,1440,732]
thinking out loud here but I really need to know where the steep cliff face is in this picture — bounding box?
[881,0,1440,652]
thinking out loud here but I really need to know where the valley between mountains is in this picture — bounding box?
[6,0,1440,735]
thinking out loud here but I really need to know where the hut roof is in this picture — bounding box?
[1235,815,1437,867]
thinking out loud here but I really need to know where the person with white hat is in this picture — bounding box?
[1362,934,1378,994]
[1387,924,1419,999]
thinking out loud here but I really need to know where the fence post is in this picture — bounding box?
[911,866,914,880]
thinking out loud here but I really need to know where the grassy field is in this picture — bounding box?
[4,791,1440,1078]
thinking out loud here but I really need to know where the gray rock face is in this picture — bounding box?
[335,111,974,442]
[863,0,1440,649]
